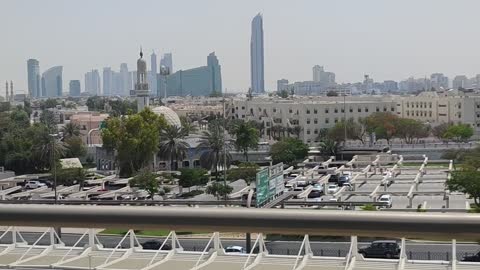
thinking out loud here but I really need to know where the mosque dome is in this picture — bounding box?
[152,106,182,127]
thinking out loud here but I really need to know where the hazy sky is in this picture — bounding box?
[2,0,480,94]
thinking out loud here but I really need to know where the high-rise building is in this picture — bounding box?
[430,73,449,90]
[160,53,173,74]
[41,66,63,97]
[103,67,113,96]
[250,13,265,93]
[452,75,469,90]
[149,51,158,95]
[164,52,223,97]
[27,59,41,97]
[85,70,101,95]
[312,65,324,82]
[120,63,130,96]
[134,49,149,112]
[69,80,81,96]
[277,79,289,92]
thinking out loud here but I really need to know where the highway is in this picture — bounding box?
[1,231,478,261]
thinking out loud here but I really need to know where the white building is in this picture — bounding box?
[250,13,265,94]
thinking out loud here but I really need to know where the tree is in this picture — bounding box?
[31,127,66,171]
[39,110,56,132]
[108,99,137,116]
[227,164,258,185]
[198,124,231,181]
[44,98,58,109]
[365,112,398,144]
[448,168,480,207]
[396,118,430,144]
[129,169,159,200]
[62,123,81,138]
[180,116,197,136]
[271,138,308,165]
[205,182,233,200]
[102,108,167,177]
[326,90,338,97]
[178,168,209,191]
[86,96,106,112]
[64,136,87,158]
[443,123,474,142]
[233,121,259,162]
[432,123,450,142]
[158,125,189,171]
[277,90,289,98]
[55,167,86,186]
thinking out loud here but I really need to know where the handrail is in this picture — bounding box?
[194,233,214,268]
[59,229,89,263]
[1,205,480,239]
[103,229,131,265]
[16,228,49,262]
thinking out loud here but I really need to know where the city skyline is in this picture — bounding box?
[3,0,480,94]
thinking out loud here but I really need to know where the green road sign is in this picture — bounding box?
[256,169,269,207]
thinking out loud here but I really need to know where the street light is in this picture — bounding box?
[49,132,63,241]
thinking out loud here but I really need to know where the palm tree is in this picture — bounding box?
[180,116,198,136]
[158,125,189,171]
[61,122,80,138]
[198,125,231,181]
[233,121,259,162]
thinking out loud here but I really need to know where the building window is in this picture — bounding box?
[306,109,310,114]
[458,103,462,109]
[273,108,277,113]
[406,111,410,116]
[439,104,447,108]
[383,107,387,112]
[314,119,318,124]
[306,129,311,135]
[376,107,379,112]
[349,108,353,113]
[334,108,338,113]
[241,106,245,110]
[429,111,432,117]
[365,108,369,112]
[314,109,318,114]
[289,109,292,113]
[314,129,318,134]
[406,102,409,108]
[334,118,338,123]
[325,118,329,124]
[429,102,432,108]
[391,107,394,112]
[458,113,461,118]
[306,119,311,124]
[325,108,329,114]
[358,108,362,113]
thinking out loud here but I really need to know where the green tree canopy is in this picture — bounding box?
[365,112,399,143]
[396,118,430,144]
[443,123,474,142]
[205,182,233,200]
[129,169,159,199]
[198,124,231,181]
[233,121,259,162]
[158,125,189,171]
[448,168,480,207]
[178,168,209,190]
[271,137,308,165]
[102,108,167,177]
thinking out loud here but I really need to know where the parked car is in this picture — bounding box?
[308,190,322,198]
[358,240,401,259]
[25,181,47,189]
[338,176,351,187]
[378,194,393,208]
[462,251,480,262]
[312,183,324,194]
[328,174,339,183]
[141,240,171,250]
[225,246,246,254]
[327,184,339,194]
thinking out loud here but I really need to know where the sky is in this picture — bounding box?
[2,0,480,94]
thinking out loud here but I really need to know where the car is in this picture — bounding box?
[25,181,47,189]
[312,183,324,193]
[378,194,392,208]
[338,176,351,187]
[327,184,339,194]
[141,240,172,250]
[358,240,401,259]
[462,251,480,262]
[328,174,339,183]
[308,190,322,198]
[225,246,246,254]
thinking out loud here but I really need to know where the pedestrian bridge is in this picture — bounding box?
[0,205,478,270]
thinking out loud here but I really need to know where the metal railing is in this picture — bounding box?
[0,205,479,240]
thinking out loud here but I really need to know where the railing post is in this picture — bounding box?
[88,228,95,247]
[452,239,456,270]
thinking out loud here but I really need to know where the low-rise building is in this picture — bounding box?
[70,112,109,145]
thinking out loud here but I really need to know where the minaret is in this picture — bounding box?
[135,48,150,112]
[10,81,13,101]
[5,81,8,101]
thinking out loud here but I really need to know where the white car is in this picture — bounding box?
[378,194,393,208]
[225,246,246,254]
[25,181,47,189]
[312,183,324,193]
[327,184,339,194]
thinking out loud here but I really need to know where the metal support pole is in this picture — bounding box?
[452,239,457,270]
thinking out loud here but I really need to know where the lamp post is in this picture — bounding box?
[49,132,64,241]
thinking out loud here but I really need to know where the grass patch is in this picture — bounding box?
[360,204,377,211]
[100,229,207,236]
[468,205,480,213]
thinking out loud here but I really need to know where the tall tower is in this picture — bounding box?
[27,59,40,98]
[10,81,13,101]
[5,81,8,101]
[150,51,158,95]
[135,48,150,112]
[250,13,265,94]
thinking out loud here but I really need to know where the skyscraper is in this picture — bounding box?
[150,51,158,95]
[120,63,130,96]
[41,66,63,97]
[85,70,101,95]
[27,59,40,98]
[69,80,81,96]
[250,13,265,94]
[312,65,324,82]
[207,52,222,93]
[160,53,173,74]
[103,67,113,96]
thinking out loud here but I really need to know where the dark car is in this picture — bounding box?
[462,252,480,262]
[338,176,351,187]
[308,190,322,198]
[141,240,172,250]
[358,240,400,259]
